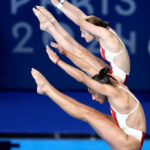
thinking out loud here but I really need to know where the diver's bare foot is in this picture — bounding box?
[36,6,55,22]
[31,68,50,94]
[32,7,52,32]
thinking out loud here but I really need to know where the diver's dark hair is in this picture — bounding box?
[85,16,109,28]
[92,67,117,85]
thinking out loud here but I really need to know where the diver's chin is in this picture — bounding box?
[87,40,92,43]
[85,39,90,43]
[98,100,106,104]
[85,38,92,43]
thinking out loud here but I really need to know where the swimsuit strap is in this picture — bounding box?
[100,44,124,56]
[109,28,126,48]
[117,85,139,115]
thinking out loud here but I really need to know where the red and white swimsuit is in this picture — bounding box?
[110,86,145,149]
[100,29,129,84]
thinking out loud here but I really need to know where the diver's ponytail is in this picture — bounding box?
[92,67,114,85]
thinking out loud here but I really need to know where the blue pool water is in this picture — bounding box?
[0,139,148,150]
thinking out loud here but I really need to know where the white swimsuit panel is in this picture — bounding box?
[111,86,143,142]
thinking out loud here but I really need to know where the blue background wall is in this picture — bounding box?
[0,0,149,135]
[0,91,149,134]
